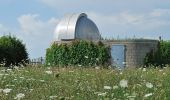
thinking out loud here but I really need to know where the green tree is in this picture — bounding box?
[0,35,28,67]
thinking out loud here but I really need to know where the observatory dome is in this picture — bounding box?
[54,13,101,41]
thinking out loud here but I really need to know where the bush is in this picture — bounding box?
[46,40,110,67]
[0,35,28,67]
[144,40,170,67]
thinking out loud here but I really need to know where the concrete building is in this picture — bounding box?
[103,39,158,68]
[54,13,159,68]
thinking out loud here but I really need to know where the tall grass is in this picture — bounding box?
[0,66,169,100]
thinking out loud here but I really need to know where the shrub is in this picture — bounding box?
[144,40,170,67]
[0,35,28,67]
[46,40,110,67]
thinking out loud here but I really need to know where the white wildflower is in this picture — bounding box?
[146,82,153,88]
[113,86,119,89]
[3,88,12,94]
[78,64,82,67]
[119,72,123,75]
[104,86,112,90]
[29,89,33,91]
[14,93,25,100]
[20,77,25,79]
[7,69,12,71]
[144,93,153,97]
[124,93,129,96]
[142,68,146,71]
[14,66,19,70]
[98,92,107,96]
[159,70,163,72]
[49,95,58,99]
[122,62,126,65]
[14,79,17,81]
[39,80,45,82]
[45,71,52,74]
[0,74,4,76]
[85,56,88,59]
[119,79,128,88]
[95,66,100,69]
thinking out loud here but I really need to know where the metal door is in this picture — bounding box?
[111,44,125,69]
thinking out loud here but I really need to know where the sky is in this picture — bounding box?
[0,0,170,58]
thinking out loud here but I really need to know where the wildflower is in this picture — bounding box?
[95,66,100,69]
[48,63,51,66]
[0,74,4,76]
[49,95,58,99]
[14,66,19,70]
[119,79,128,88]
[146,82,153,88]
[113,86,118,89]
[14,93,25,100]
[98,92,107,96]
[104,86,112,90]
[124,93,129,96]
[7,69,12,71]
[29,89,33,91]
[45,71,52,74]
[3,88,12,94]
[78,64,82,67]
[144,93,153,97]
[20,77,25,79]
[14,79,17,81]
[122,62,126,65]
[39,80,45,82]
[142,68,146,71]
[85,56,88,59]
[159,70,163,72]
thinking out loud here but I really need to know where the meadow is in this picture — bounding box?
[0,66,170,100]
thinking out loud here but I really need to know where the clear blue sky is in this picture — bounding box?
[0,0,170,58]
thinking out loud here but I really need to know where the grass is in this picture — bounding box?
[0,66,170,100]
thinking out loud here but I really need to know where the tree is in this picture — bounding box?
[0,35,28,67]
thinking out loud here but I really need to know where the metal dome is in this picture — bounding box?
[54,13,101,41]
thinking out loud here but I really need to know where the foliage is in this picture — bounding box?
[144,40,170,67]
[0,35,28,67]
[46,40,110,67]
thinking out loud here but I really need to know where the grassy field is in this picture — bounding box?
[0,66,170,100]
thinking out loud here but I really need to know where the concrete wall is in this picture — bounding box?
[102,39,159,68]
[53,39,159,68]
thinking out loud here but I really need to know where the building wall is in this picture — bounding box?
[102,39,159,68]
[53,39,159,68]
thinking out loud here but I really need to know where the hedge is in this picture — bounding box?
[144,40,170,67]
[46,40,110,67]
